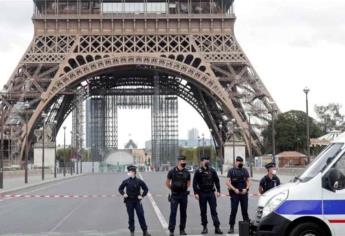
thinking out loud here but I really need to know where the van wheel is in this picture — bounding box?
[289,222,327,236]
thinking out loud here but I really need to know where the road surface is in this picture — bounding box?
[0,172,260,236]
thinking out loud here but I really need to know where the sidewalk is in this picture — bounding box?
[0,172,83,194]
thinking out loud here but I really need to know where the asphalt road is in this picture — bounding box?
[0,172,260,236]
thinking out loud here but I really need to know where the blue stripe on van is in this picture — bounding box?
[275,200,322,215]
[275,200,345,215]
[324,200,345,215]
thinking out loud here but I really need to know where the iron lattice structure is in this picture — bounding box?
[0,0,279,166]
[84,79,179,167]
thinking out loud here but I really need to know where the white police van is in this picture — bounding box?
[248,134,345,236]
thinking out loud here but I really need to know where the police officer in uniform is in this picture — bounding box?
[193,155,223,234]
[166,156,191,236]
[259,162,281,194]
[118,165,151,236]
[226,156,251,234]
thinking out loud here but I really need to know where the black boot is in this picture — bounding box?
[169,231,174,236]
[143,231,151,236]
[215,227,223,234]
[130,231,134,236]
[180,229,187,235]
[228,226,235,234]
[201,225,208,234]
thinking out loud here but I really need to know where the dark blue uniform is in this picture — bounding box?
[259,175,281,194]
[227,167,250,227]
[193,166,221,227]
[118,177,149,233]
[167,167,191,233]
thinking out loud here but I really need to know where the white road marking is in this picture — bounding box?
[138,173,169,230]
[49,199,87,232]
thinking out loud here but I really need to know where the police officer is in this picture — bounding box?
[193,155,223,235]
[118,165,151,236]
[259,162,281,194]
[166,156,191,236]
[226,156,251,234]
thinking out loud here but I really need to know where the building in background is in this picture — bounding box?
[188,128,199,141]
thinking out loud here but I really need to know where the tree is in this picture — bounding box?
[262,110,323,154]
[314,103,345,133]
[56,147,90,162]
[179,146,217,166]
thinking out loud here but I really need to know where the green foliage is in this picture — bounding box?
[56,147,90,162]
[315,103,345,133]
[179,146,217,165]
[262,110,323,154]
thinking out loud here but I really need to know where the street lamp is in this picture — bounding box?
[70,131,73,175]
[218,124,223,174]
[269,101,276,163]
[23,101,30,184]
[247,114,253,177]
[41,113,47,181]
[231,118,236,166]
[303,87,311,164]
[63,126,66,177]
[52,120,57,178]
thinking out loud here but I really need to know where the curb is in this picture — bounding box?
[0,173,87,195]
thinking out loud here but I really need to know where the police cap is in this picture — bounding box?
[177,155,186,161]
[236,156,244,162]
[127,165,137,172]
[265,162,276,169]
[200,155,210,161]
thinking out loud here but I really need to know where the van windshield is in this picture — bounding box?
[297,143,344,182]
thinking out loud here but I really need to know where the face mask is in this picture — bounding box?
[238,163,243,169]
[272,170,277,175]
[127,172,135,178]
[181,163,186,168]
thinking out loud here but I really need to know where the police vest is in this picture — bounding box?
[171,168,189,193]
[126,178,141,199]
[199,168,214,192]
[229,168,247,190]
[262,175,279,193]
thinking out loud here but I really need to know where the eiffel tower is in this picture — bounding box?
[0,0,278,169]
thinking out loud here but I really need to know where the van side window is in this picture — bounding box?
[323,152,345,191]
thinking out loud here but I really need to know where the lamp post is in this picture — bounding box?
[23,102,30,184]
[218,124,223,174]
[53,121,57,178]
[303,87,311,164]
[248,114,253,177]
[269,101,276,163]
[70,131,73,175]
[231,118,236,166]
[63,126,66,177]
[41,113,47,181]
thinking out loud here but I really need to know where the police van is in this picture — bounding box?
[247,134,345,236]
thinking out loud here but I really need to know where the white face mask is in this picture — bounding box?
[272,169,277,175]
[127,172,135,178]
